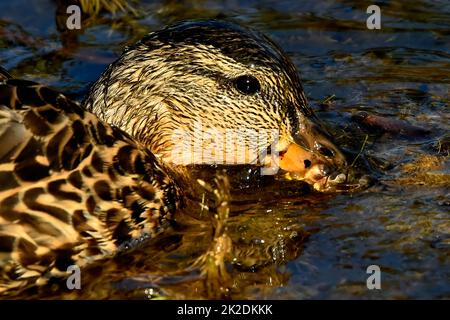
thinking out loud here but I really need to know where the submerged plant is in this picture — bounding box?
[77,0,138,16]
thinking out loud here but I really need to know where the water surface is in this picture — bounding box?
[0,0,448,299]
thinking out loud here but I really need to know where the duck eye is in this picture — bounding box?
[234,75,260,95]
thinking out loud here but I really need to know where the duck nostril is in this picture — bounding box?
[321,165,331,177]
[318,146,334,158]
[304,159,311,168]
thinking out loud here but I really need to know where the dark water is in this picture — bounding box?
[0,0,448,299]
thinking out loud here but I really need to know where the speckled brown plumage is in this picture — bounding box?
[84,20,346,171]
[0,19,351,295]
[0,78,178,293]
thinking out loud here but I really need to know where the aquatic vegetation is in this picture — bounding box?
[67,0,138,16]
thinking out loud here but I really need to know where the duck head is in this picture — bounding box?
[84,20,350,192]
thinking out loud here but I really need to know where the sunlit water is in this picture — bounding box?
[0,0,448,299]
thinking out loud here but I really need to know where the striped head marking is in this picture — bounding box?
[85,20,348,191]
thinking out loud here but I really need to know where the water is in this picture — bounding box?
[0,0,448,299]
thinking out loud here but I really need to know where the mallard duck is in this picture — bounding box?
[0,20,349,294]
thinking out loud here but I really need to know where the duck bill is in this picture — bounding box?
[277,120,349,192]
